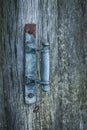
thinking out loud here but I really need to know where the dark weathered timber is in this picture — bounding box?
[0,0,87,130]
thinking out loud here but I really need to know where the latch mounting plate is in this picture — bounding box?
[24,24,36,104]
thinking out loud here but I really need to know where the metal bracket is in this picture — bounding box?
[24,24,49,104]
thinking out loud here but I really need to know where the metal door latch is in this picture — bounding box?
[24,24,49,104]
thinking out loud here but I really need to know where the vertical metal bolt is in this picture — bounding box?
[41,42,49,92]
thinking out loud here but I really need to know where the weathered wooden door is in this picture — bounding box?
[0,0,87,130]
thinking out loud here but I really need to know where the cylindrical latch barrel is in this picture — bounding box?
[41,42,49,91]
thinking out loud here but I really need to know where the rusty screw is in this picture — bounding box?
[28,93,34,98]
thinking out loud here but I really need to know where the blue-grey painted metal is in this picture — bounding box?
[25,31,50,104]
[41,42,50,92]
[25,32,36,104]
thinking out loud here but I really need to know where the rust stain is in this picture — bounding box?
[24,24,36,37]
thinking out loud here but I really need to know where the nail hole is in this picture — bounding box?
[33,105,39,113]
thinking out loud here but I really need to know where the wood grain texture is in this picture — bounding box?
[0,0,87,130]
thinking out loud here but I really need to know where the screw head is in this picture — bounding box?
[28,93,34,98]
